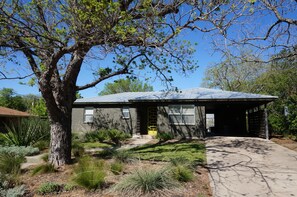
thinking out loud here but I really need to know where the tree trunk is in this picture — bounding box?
[49,113,72,166]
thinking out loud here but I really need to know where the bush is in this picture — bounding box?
[110,161,124,175]
[72,156,106,190]
[113,168,179,195]
[0,184,26,197]
[113,150,133,163]
[0,118,50,146]
[84,129,108,143]
[106,129,130,145]
[0,145,39,156]
[33,140,49,151]
[156,132,174,142]
[171,165,194,182]
[0,152,25,185]
[37,182,62,195]
[32,163,56,176]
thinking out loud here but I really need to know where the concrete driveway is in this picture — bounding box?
[206,137,297,197]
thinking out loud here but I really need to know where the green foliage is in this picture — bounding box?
[1,184,26,197]
[32,163,56,176]
[63,183,76,191]
[113,150,133,163]
[72,142,85,158]
[37,182,62,195]
[0,145,39,156]
[0,88,27,111]
[84,129,108,143]
[72,156,106,190]
[113,168,179,195]
[110,161,124,175]
[30,98,47,117]
[0,152,25,185]
[33,140,49,151]
[99,78,153,96]
[156,132,174,142]
[171,165,194,182]
[0,118,50,147]
[131,141,206,163]
[106,129,131,145]
[96,148,116,159]
[81,142,112,149]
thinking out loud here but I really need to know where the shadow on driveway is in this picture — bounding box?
[206,136,297,197]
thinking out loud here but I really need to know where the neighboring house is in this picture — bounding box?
[0,106,31,132]
[72,88,277,139]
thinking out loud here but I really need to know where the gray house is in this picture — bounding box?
[72,88,277,139]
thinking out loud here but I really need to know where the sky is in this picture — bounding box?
[0,30,220,98]
[1,1,296,98]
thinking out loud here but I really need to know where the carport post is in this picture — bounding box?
[264,107,269,140]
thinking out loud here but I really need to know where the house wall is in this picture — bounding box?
[157,105,206,138]
[71,106,137,136]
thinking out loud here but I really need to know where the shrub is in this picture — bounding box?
[32,163,56,176]
[113,168,179,195]
[113,150,133,163]
[64,183,76,191]
[0,184,26,197]
[84,129,108,143]
[110,161,124,175]
[106,129,130,145]
[171,165,194,182]
[0,145,39,156]
[0,118,50,146]
[156,132,174,142]
[33,140,49,151]
[96,148,116,159]
[5,185,26,197]
[0,152,25,184]
[37,182,61,195]
[170,157,193,168]
[72,156,106,190]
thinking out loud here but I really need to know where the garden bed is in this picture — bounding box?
[19,140,212,197]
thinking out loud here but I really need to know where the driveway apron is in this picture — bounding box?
[206,137,297,197]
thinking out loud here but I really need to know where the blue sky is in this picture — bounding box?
[0,30,220,98]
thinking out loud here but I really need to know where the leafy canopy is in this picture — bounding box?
[99,78,153,95]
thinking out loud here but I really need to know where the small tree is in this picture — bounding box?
[99,78,153,95]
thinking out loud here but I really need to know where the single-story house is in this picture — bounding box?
[0,106,31,132]
[72,88,277,139]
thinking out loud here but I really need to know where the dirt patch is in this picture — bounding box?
[271,137,297,152]
[20,159,211,197]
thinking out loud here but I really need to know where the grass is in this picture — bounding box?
[72,156,106,190]
[113,168,179,196]
[32,163,56,175]
[80,142,112,149]
[110,161,124,175]
[130,140,206,163]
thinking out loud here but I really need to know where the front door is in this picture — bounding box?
[147,106,157,136]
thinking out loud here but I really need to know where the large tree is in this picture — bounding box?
[0,88,27,111]
[99,78,153,95]
[0,0,237,166]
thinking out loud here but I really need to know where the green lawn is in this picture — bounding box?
[130,140,206,164]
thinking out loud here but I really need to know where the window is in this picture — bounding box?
[84,107,94,123]
[168,105,195,125]
[122,107,130,119]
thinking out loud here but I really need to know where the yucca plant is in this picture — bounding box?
[113,168,179,196]
[0,118,50,146]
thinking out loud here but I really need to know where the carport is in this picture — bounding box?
[204,98,277,139]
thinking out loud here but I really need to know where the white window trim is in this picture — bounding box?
[84,107,94,123]
[168,105,195,125]
[122,107,130,119]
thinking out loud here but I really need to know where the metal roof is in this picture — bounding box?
[74,88,277,105]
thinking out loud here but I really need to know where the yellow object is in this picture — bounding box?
[147,107,157,136]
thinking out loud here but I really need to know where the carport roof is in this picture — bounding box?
[74,87,277,105]
[0,106,31,117]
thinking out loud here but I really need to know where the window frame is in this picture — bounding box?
[168,105,195,125]
[84,107,94,123]
[122,106,130,119]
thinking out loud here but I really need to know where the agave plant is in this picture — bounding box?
[0,118,50,147]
